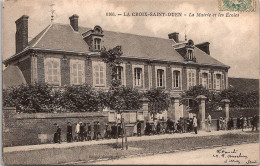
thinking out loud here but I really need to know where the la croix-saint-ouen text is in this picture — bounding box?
[106,12,239,17]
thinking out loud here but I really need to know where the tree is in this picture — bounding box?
[101,45,123,87]
[101,45,128,150]
[145,88,169,119]
[183,85,222,113]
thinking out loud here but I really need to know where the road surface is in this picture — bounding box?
[93,143,259,165]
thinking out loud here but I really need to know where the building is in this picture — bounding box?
[3,14,230,93]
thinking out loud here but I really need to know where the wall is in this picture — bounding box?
[3,107,108,147]
[33,52,229,92]
[17,57,31,84]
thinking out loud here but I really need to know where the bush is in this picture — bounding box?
[3,83,143,113]
[105,86,143,112]
[145,88,169,113]
[3,83,54,113]
[58,84,101,112]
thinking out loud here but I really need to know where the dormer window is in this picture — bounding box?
[185,40,196,62]
[187,48,193,60]
[82,25,104,51]
[94,38,101,50]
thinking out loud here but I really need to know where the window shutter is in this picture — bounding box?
[192,72,195,86]
[82,61,85,84]
[100,65,104,85]
[57,59,61,85]
[187,71,190,89]
[208,73,212,89]
[213,74,216,89]
[221,74,225,90]
[70,60,74,85]
[199,72,202,85]
[121,67,125,85]
[94,65,98,86]
[44,59,48,83]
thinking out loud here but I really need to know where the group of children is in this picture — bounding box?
[144,116,199,135]
[54,121,129,143]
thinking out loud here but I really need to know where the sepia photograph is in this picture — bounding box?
[1,0,259,165]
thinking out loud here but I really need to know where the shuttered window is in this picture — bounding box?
[187,69,196,89]
[216,74,221,90]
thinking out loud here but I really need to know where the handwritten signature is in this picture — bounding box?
[213,147,257,164]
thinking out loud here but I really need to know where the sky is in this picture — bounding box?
[2,0,259,79]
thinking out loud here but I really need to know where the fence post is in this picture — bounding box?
[221,99,230,122]
[196,95,207,130]
[169,93,181,121]
[140,97,149,134]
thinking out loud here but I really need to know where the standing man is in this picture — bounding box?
[96,121,101,140]
[193,115,198,134]
[93,121,97,140]
[206,113,212,132]
[252,115,259,131]
[75,122,80,142]
[79,122,85,141]
[137,120,142,136]
[87,122,92,141]
[54,124,61,144]
[216,118,220,131]
[67,122,73,143]
[240,115,244,131]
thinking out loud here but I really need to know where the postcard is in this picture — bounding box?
[2,0,259,165]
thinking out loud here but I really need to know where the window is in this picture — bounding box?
[173,70,180,88]
[132,65,144,88]
[208,73,212,89]
[213,74,216,89]
[187,69,196,89]
[187,48,193,60]
[94,38,101,50]
[221,74,225,90]
[93,61,106,87]
[148,65,152,89]
[70,59,85,85]
[202,73,208,88]
[134,68,142,87]
[44,57,60,86]
[216,74,221,90]
[157,69,164,87]
[115,66,125,85]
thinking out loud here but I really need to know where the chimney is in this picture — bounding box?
[195,42,210,55]
[15,15,29,53]
[69,14,79,31]
[168,32,179,43]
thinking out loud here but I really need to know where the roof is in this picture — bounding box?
[173,40,226,66]
[29,23,90,53]
[4,23,229,68]
[3,65,26,89]
[192,47,226,66]
[228,77,259,93]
